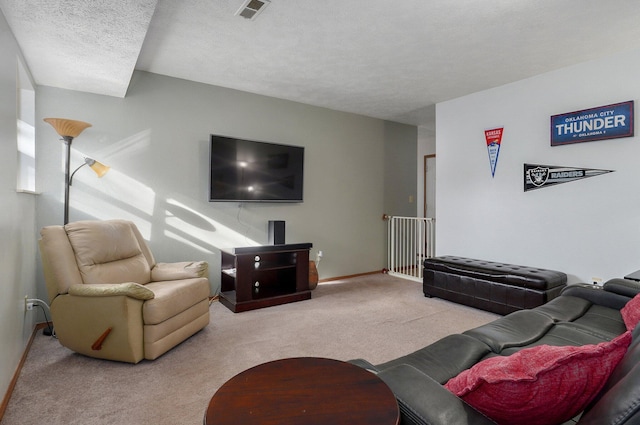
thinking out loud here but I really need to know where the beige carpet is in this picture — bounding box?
[2,274,498,424]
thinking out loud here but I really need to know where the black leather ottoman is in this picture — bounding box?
[423,256,567,315]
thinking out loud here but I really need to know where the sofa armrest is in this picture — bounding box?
[348,358,380,373]
[151,261,208,281]
[68,282,154,300]
[376,364,496,425]
[603,278,640,298]
[561,284,630,310]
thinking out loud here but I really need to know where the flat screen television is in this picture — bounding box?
[209,134,304,202]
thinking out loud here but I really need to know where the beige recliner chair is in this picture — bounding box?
[39,219,210,363]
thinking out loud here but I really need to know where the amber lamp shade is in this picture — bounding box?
[87,158,110,178]
[43,118,92,139]
[70,158,110,185]
[43,117,99,224]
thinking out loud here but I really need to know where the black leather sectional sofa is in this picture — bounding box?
[351,277,640,424]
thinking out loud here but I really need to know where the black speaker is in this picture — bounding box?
[268,220,286,245]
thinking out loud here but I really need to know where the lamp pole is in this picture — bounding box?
[62,136,73,225]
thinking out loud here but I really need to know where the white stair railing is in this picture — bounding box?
[386,216,435,282]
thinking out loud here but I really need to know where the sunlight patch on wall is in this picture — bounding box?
[163,230,213,254]
[95,129,152,159]
[71,147,155,238]
[164,198,259,251]
[17,56,35,192]
[63,128,259,253]
[95,168,156,216]
[72,188,153,239]
[17,118,35,191]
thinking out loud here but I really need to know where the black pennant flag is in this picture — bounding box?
[524,164,613,192]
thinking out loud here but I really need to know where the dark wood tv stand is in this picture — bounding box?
[219,243,312,313]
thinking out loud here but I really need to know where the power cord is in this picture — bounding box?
[27,298,56,338]
[236,202,255,246]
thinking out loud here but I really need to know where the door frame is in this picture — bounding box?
[423,154,436,218]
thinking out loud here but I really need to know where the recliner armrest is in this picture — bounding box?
[51,292,146,363]
[68,282,155,300]
[376,364,496,425]
[151,261,208,281]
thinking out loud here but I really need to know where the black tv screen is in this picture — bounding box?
[209,135,304,202]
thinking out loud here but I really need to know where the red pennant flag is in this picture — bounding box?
[485,128,504,177]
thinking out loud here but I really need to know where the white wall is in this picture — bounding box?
[436,48,640,284]
[36,71,417,296]
[0,12,38,405]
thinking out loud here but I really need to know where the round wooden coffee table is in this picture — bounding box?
[204,357,399,425]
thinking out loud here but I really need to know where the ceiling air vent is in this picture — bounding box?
[236,0,270,20]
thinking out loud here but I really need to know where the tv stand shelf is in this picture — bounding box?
[219,243,312,313]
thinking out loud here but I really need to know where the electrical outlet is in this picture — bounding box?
[24,296,36,311]
[592,277,603,286]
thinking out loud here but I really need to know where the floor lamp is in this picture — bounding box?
[44,118,110,224]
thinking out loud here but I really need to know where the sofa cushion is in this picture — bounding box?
[533,294,591,322]
[498,323,614,356]
[568,304,626,337]
[578,326,640,424]
[462,310,554,353]
[621,293,640,330]
[445,331,632,425]
[375,334,493,384]
[143,278,210,325]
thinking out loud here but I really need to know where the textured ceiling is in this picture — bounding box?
[0,0,157,97]
[2,0,640,126]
